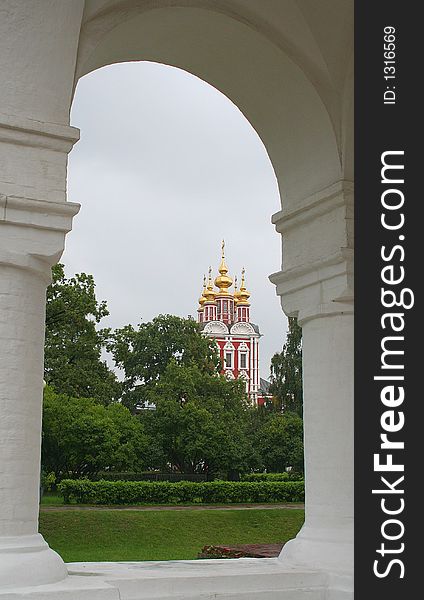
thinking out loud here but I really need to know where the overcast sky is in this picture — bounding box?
[63,61,287,379]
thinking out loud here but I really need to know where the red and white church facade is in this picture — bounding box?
[197,242,269,405]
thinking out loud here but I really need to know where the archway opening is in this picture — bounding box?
[65,61,285,376]
[40,61,307,562]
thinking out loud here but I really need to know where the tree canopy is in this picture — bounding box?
[42,266,305,479]
[44,264,120,404]
[109,314,220,411]
[252,411,304,473]
[140,361,254,477]
[42,386,148,480]
[269,317,303,416]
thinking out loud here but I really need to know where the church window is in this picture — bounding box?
[225,352,233,368]
[240,352,247,369]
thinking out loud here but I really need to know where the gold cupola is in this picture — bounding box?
[204,267,217,302]
[237,268,251,305]
[198,275,207,307]
[214,240,233,295]
[233,275,242,305]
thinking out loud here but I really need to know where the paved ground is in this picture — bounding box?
[40,502,304,512]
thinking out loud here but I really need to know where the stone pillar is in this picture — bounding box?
[270,181,354,588]
[0,117,79,587]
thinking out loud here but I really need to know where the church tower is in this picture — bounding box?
[196,241,263,404]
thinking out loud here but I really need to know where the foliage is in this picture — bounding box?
[93,471,208,482]
[108,314,220,411]
[240,472,304,482]
[243,405,304,475]
[269,317,303,416]
[39,508,305,562]
[58,479,305,505]
[40,470,56,492]
[42,386,148,480]
[43,267,305,478]
[44,264,120,404]
[253,412,304,473]
[140,361,254,475]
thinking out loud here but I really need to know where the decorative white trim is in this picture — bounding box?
[0,113,80,153]
[0,195,80,231]
[238,341,249,372]
[271,179,354,234]
[230,322,256,335]
[223,346,234,370]
[0,195,81,282]
[269,249,354,324]
[202,321,228,335]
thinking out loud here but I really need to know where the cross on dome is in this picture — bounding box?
[214,239,233,294]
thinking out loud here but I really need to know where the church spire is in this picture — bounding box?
[235,268,251,323]
[204,266,216,302]
[214,239,233,294]
[198,274,207,307]
[237,268,251,305]
[197,275,207,323]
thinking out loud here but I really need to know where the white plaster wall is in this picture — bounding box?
[281,313,354,575]
[0,265,46,537]
[0,1,84,123]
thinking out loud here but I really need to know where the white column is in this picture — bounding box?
[270,181,354,588]
[0,117,79,588]
[283,314,353,576]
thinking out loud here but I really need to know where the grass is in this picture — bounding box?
[39,508,304,562]
[41,492,64,506]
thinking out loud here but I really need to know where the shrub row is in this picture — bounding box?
[240,472,304,482]
[58,479,304,505]
[93,471,208,482]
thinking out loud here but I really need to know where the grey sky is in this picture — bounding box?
[63,61,287,379]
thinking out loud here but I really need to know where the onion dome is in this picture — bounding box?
[233,275,242,305]
[198,275,207,307]
[214,240,233,295]
[237,268,251,305]
[204,267,217,302]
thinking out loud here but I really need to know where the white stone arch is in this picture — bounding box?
[0,2,353,597]
[72,2,344,206]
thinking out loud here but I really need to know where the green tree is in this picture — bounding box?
[44,264,120,404]
[42,386,148,480]
[269,317,303,416]
[109,314,220,411]
[254,412,304,473]
[140,361,253,477]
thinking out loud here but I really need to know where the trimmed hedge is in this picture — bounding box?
[240,472,304,483]
[93,471,208,482]
[58,479,304,505]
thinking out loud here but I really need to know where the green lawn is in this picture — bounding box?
[41,492,64,506]
[39,508,304,562]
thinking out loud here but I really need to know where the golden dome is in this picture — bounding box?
[198,275,207,307]
[233,275,242,305]
[204,267,217,302]
[237,268,250,305]
[214,240,233,295]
